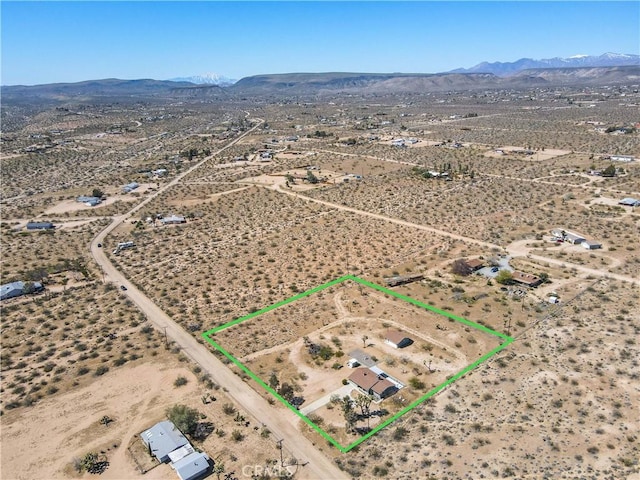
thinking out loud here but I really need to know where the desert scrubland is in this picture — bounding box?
[2,82,639,479]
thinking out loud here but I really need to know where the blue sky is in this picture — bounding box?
[2,1,638,85]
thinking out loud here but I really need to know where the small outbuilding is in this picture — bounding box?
[551,229,585,244]
[171,451,210,480]
[384,330,412,349]
[26,221,54,230]
[619,197,640,207]
[122,182,140,193]
[161,215,186,225]
[384,273,424,287]
[582,240,602,250]
[610,155,635,162]
[76,195,102,206]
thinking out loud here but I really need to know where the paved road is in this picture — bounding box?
[90,120,348,480]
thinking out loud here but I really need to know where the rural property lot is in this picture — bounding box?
[204,275,511,451]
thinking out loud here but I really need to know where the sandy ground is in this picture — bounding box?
[239,169,346,191]
[10,218,103,231]
[484,146,571,160]
[0,363,197,480]
[43,197,126,215]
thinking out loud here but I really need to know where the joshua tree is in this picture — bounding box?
[355,393,372,419]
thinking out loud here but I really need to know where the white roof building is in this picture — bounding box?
[140,421,189,463]
[171,451,210,480]
[1,281,43,301]
[161,215,186,225]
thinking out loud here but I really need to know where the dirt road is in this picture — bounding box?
[90,120,348,480]
[272,184,640,286]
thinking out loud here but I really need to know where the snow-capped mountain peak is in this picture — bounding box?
[601,52,632,59]
[450,52,640,77]
[168,73,237,86]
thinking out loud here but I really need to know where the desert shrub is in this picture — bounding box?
[222,403,236,415]
[393,426,408,441]
[409,377,426,390]
[166,404,200,435]
[174,376,188,387]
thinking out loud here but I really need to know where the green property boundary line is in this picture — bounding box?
[202,274,513,453]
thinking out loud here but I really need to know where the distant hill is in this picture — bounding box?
[2,65,639,103]
[230,66,640,94]
[231,72,502,94]
[450,52,639,76]
[1,78,195,103]
[508,65,640,86]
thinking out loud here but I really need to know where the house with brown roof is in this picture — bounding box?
[511,271,542,287]
[384,330,412,349]
[348,368,397,401]
[464,258,484,271]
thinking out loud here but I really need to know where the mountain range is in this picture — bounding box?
[166,53,638,86]
[2,53,638,101]
[449,52,639,76]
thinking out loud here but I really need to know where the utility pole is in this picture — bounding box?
[164,327,168,348]
[276,439,284,467]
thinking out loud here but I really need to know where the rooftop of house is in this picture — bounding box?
[140,420,189,461]
[371,377,396,395]
[348,368,382,391]
[385,329,410,345]
[465,258,484,269]
[511,271,541,285]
